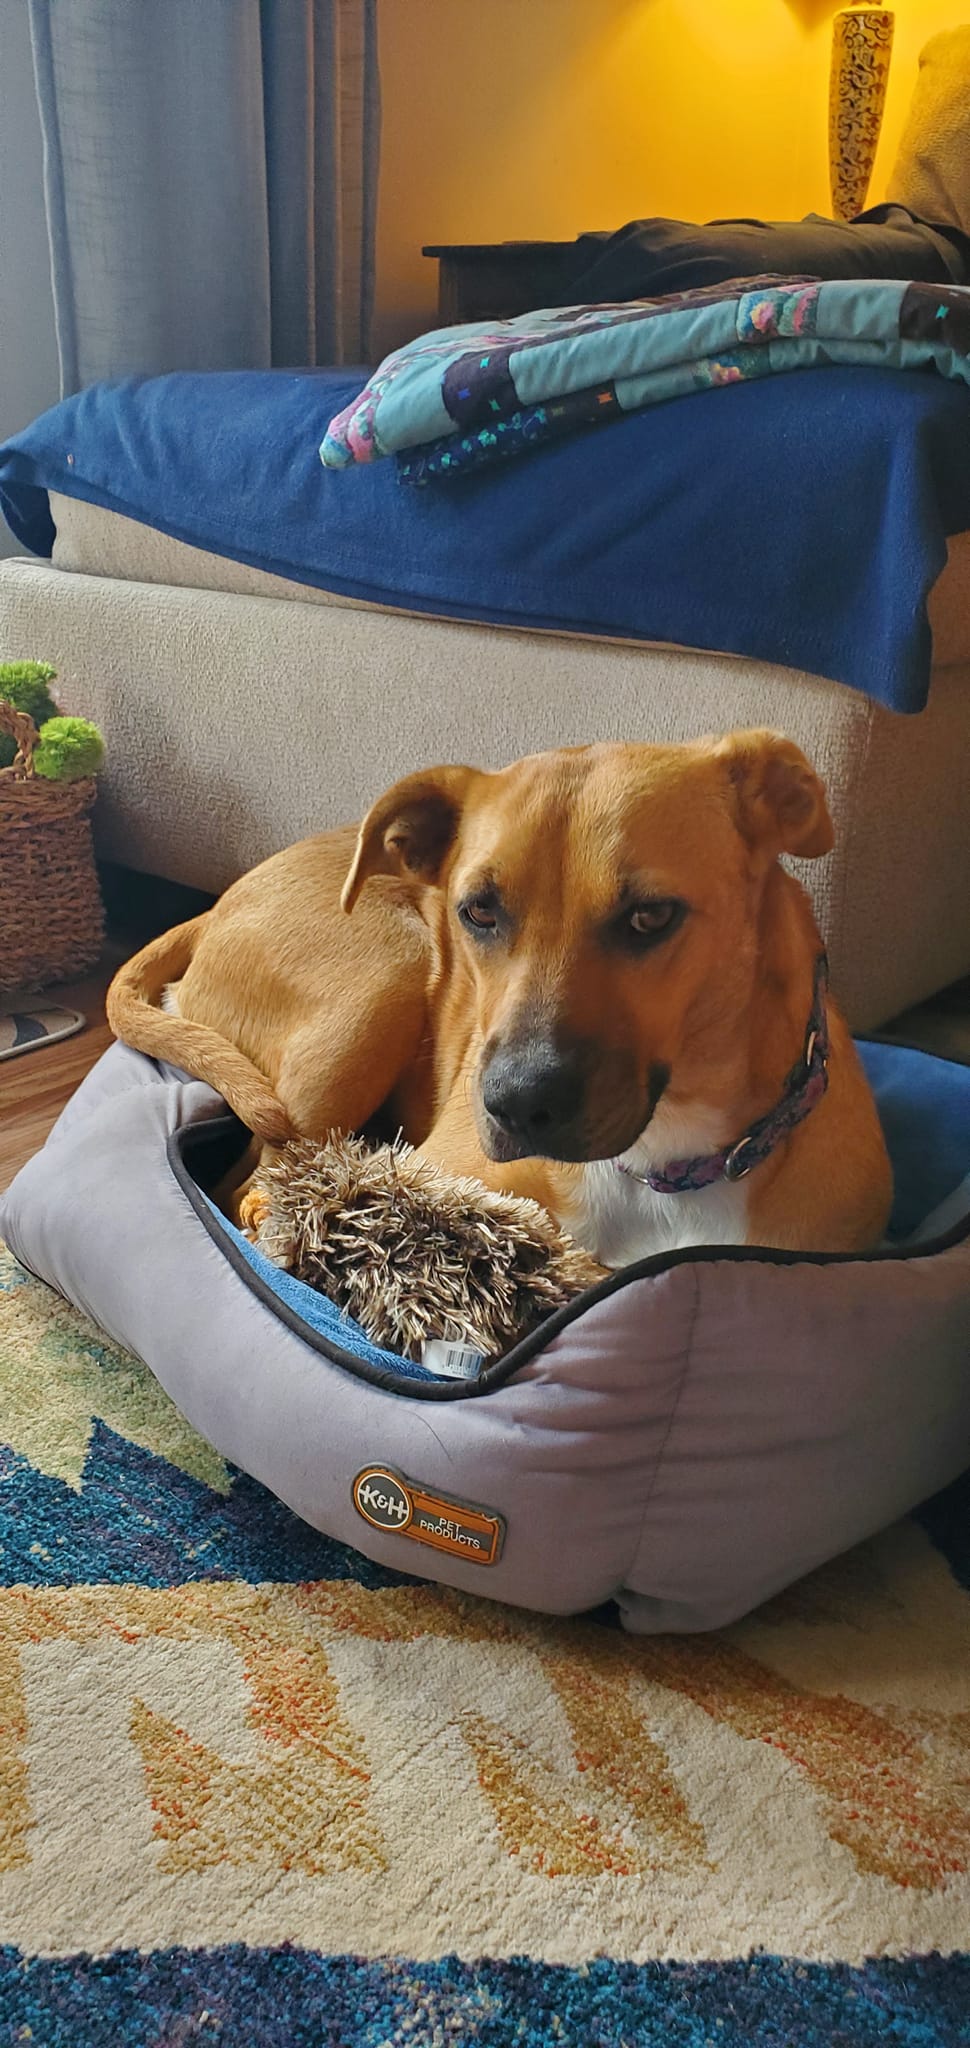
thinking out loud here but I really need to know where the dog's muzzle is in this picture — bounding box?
[478,1042,666,1164]
[479,1043,586,1161]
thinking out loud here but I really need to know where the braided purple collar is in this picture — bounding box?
[616,954,830,1196]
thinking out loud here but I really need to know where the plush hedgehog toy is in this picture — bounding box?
[249,1134,606,1362]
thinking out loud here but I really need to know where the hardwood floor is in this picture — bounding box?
[0,869,213,1194]
[0,947,128,1191]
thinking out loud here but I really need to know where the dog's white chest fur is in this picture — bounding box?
[564,1098,750,1267]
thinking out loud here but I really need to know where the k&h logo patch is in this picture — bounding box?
[352,1466,504,1565]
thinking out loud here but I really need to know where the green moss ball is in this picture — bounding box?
[33,716,105,784]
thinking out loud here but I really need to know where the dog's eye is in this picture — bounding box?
[628,899,684,941]
[458,895,499,934]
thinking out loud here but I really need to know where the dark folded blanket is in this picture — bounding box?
[562,205,970,305]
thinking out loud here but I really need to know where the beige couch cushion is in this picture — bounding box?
[50,492,356,610]
[3,552,970,1032]
[887,27,970,237]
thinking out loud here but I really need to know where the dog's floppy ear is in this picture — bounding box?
[342,765,478,912]
[714,729,834,861]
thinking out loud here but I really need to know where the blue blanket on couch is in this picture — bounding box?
[1,364,969,711]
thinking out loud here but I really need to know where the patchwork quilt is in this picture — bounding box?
[322,276,970,483]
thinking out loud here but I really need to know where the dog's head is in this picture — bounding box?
[342,732,833,1163]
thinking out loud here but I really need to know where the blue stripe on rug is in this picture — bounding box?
[1,1947,968,2047]
[0,1422,415,1590]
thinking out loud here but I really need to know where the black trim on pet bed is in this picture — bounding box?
[166,1044,970,1406]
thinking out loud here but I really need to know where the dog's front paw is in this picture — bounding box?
[237,1185,272,1241]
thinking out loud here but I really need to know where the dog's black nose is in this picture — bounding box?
[480,1044,583,1156]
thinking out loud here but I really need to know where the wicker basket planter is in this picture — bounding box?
[0,701,104,994]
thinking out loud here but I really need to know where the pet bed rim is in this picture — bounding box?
[168,1032,970,1404]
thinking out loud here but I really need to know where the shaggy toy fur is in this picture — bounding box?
[250,1134,606,1361]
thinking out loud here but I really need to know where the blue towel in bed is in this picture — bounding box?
[2,364,969,710]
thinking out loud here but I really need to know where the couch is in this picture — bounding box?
[2,490,970,1032]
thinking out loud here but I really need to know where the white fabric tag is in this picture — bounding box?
[421,1339,488,1381]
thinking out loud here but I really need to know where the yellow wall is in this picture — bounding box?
[374,0,970,355]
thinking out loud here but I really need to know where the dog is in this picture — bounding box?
[106,730,893,1264]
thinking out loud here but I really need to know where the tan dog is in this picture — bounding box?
[107,731,892,1263]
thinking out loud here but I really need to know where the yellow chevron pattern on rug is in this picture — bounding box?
[462,1640,710,1880]
[640,1636,970,1892]
[2,1238,969,1997]
[0,1625,29,1875]
[0,1244,229,1492]
[1,1584,385,1879]
[130,1591,383,1879]
[1,1563,969,1964]
[132,1693,384,1879]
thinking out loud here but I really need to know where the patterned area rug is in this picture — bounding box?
[1,1240,969,2047]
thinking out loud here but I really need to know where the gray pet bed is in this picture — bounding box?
[2,1038,970,1633]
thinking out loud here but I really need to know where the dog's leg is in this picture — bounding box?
[225,974,436,1241]
[273,974,434,1144]
[201,1131,277,1236]
[234,1166,275,1239]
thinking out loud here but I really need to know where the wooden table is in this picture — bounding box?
[422,241,577,324]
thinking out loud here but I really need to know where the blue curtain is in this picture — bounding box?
[28,0,380,392]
